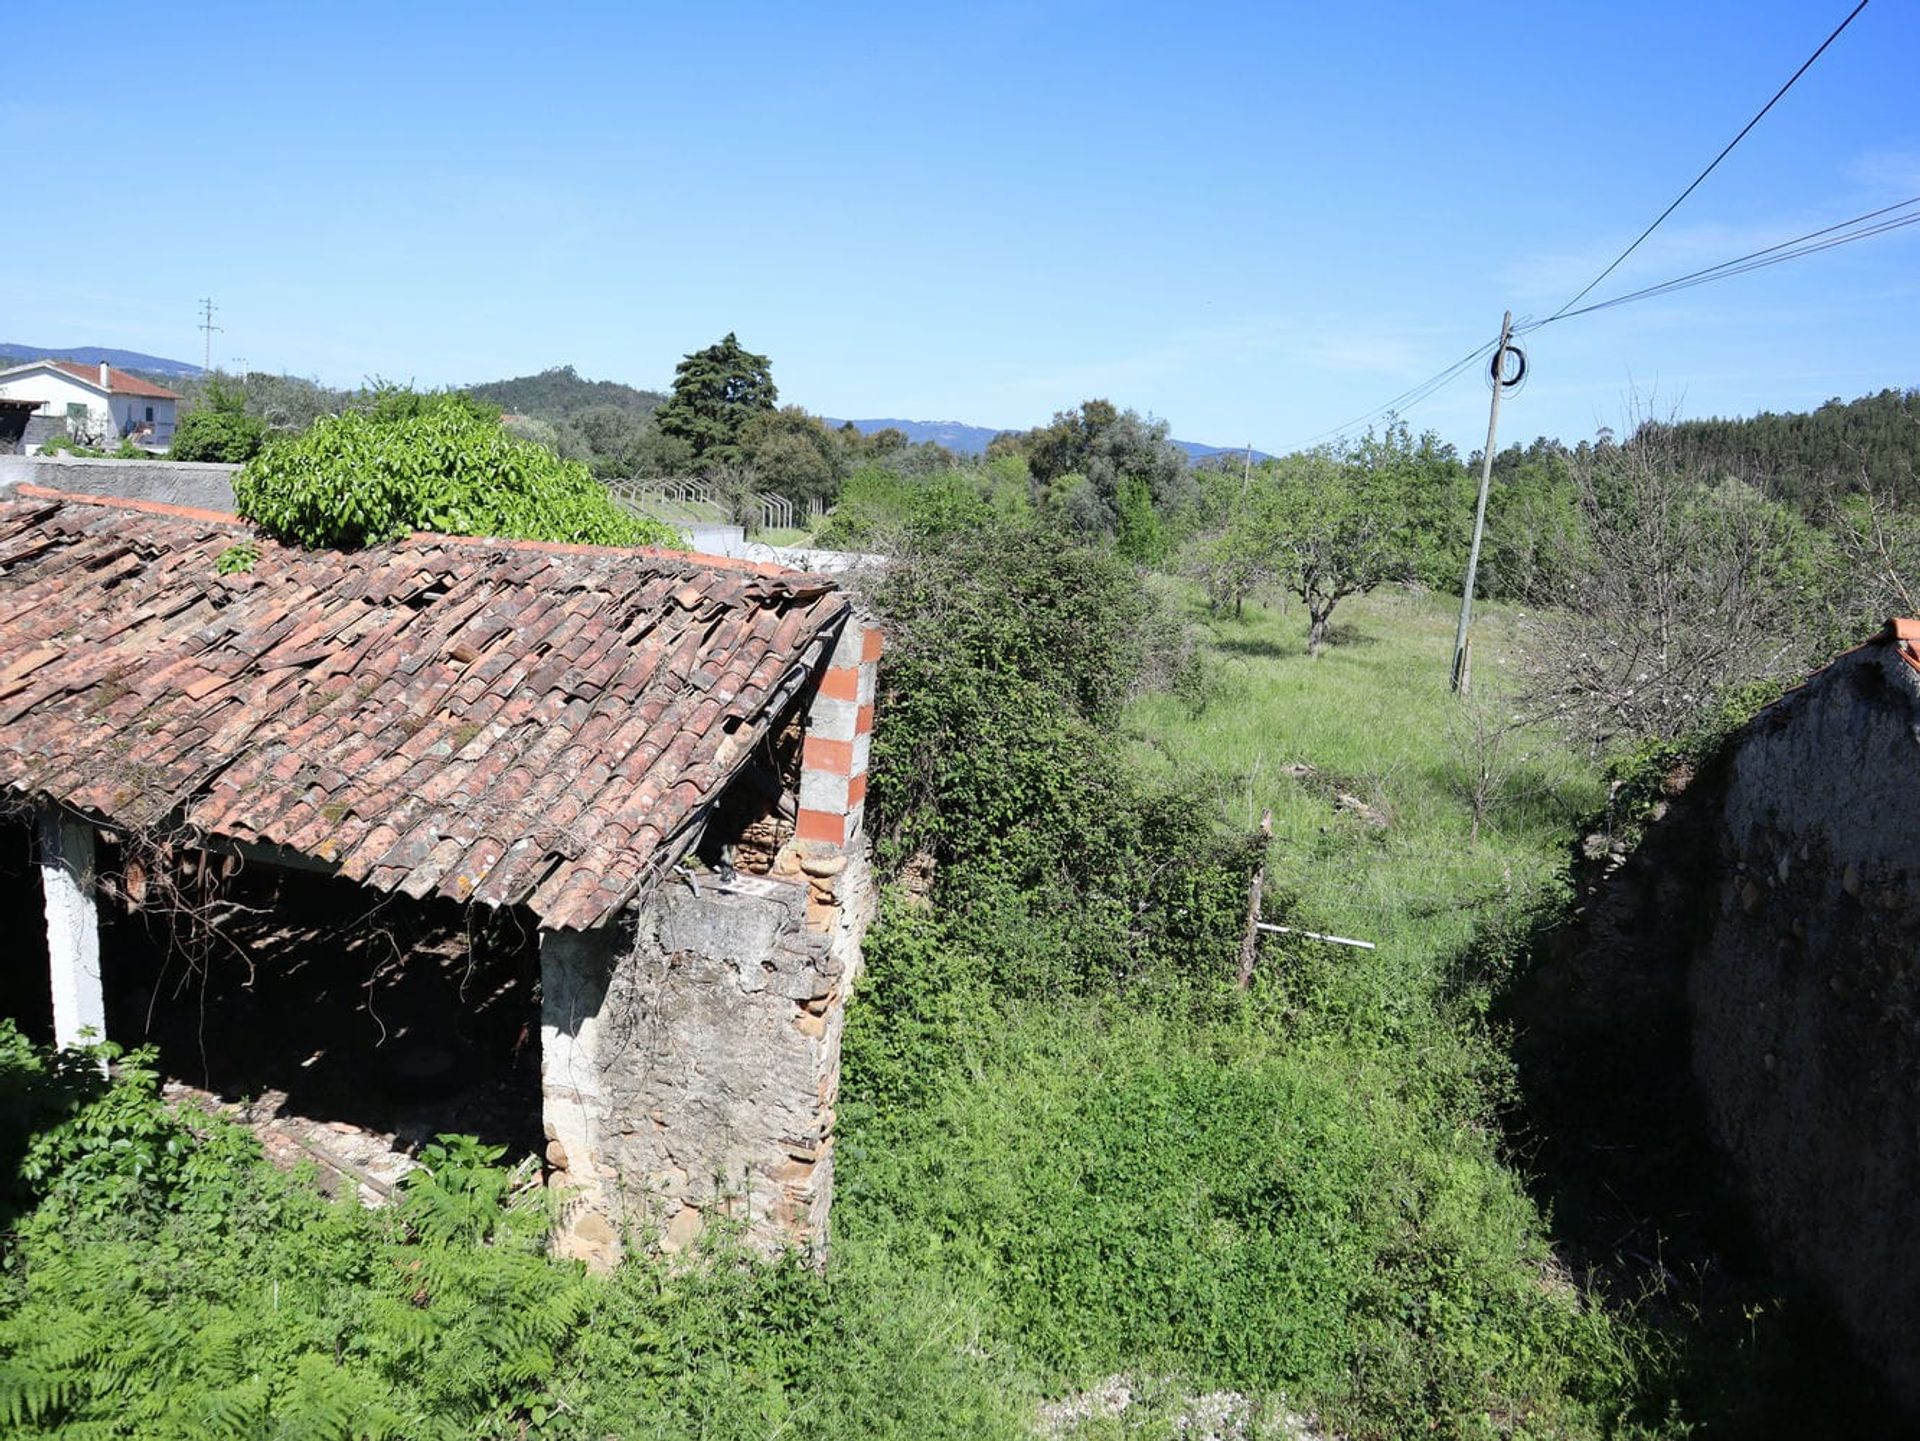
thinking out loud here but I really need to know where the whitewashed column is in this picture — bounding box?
[38,808,104,1049]
[540,925,625,1264]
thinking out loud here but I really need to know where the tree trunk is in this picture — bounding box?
[1307,607,1332,658]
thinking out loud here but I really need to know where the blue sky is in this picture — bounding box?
[6,1,1915,454]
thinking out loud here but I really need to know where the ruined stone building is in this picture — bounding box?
[1527,619,1920,1413]
[0,483,882,1262]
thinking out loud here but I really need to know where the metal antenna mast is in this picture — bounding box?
[197,298,222,373]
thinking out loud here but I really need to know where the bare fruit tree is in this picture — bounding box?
[1833,480,1920,627]
[1519,427,1815,752]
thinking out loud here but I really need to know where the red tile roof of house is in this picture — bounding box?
[44,360,183,400]
[0,487,848,930]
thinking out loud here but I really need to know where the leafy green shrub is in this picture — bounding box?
[0,1024,254,1236]
[1114,471,1169,565]
[234,391,679,549]
[34,433,104,458]
[399,1134,547,1248]
[0,1019,114,1231]
[170,409,268,463]
[866,518,1256,995]
[0,1021,1031,1441]
[813,465,1028,551]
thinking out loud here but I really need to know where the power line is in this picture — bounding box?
[1272,191,1916,455]
[1274,335,1500,454]
[1524,195,1920,329]
[1545,0,1871,321]
[197,297,222,373]
[1275,189,1913,452]
[1268,3,1875,457]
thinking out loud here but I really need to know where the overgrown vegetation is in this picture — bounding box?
[1513,426,1834,751]
[8,365,1918,1434]
[233,390,678,549]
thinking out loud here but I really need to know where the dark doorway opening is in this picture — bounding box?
[0,817,54,1046]
[94,839,543,1164]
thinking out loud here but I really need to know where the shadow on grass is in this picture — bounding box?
[1462,843,1910,1437]
[1211,625,1379,662]
[1212,634,1300,661]
[1322,621,1379,650]
[1431,763,1591,840]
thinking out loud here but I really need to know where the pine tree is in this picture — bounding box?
[652,332,778,468]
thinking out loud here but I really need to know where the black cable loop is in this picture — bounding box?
[1487,341,1527,392]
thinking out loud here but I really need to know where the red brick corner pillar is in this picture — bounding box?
[795,615,880,853]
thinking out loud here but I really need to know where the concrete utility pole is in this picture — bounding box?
[198,297,222,373]
[1450,310,1517,694]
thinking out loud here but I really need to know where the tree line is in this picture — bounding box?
[157,331,1919,759]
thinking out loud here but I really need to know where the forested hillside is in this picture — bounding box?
[1644,386,1920,512]
[465,366,666,424]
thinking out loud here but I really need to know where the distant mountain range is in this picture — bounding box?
[0,343,205,377]
[824,417,1266,463]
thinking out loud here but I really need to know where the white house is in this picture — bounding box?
[0,360,181,450]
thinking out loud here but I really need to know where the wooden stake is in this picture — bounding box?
[1236,807,1273,989]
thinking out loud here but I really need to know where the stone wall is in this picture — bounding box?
[0,454,239,510]
[541,853,874,1265]
[1689,641,1920,1410]
[530,611,886,1267]
[1523,632,1920,1413]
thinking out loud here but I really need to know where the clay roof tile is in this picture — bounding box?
[0,489,848,930]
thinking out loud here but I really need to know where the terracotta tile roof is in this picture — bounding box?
[0,487,848,930]
[43,360,183,400]
[1889,617,1920,673]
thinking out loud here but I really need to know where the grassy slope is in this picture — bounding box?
[1109,585,1891,1436]
[1129,585,1598,974]
[832,584,1641,1438]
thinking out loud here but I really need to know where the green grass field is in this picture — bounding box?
[1130,584,1599,990]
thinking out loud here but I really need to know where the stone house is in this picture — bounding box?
[0,360,181,449]
[0,483,882,1262]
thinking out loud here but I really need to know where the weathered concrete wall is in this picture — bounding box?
[541,851,874,1264]
[0,454,238,510]
[684,522,746,554]
[681,525,887,576]
[1689,643,1920,1410]
[20,416,63,455]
